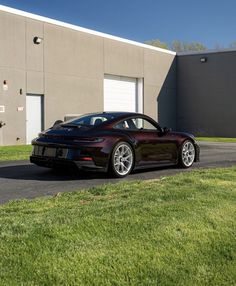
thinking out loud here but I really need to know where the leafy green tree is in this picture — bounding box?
[229,41,236,49]
[214,43,225,50]
[145,39,207,52]
[145,39,169,50]
[171,40,207,52]
[171,40,183,52]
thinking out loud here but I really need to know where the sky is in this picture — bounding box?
[0,0,235,49]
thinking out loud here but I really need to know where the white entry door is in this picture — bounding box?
[26,94,43,144]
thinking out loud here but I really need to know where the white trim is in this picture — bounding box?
[137,78,143,114]
[0,4,176,56]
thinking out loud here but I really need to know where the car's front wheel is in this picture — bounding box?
[179,140,195,168]
[110,142,134,178]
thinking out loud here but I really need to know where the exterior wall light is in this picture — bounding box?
[3,80,8,91]
[33,36,43,44]
[200,57,207,63]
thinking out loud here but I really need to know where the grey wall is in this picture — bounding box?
[0,9,176,145]
[0,11,26,146]
[145,50,177,130]
[177,51,236,137]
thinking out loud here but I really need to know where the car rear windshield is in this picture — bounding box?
[62,114,115,127]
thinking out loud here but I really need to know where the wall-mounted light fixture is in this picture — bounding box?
[200,57,207,63]
[3,80,8,91]
[33,36,43,45]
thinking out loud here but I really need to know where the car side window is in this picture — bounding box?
[90,116,107,126]
[114,120,130,129]
[114,117,158,131]
[69,115,110,126]
[131,118,158,131]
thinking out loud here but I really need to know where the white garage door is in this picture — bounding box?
[26,94,43,144]
[104,75,138,112]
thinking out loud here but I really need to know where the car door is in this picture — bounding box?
[122,117,178,166]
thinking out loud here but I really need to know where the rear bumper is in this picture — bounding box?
[30,155,107,172]
[30,138,110,172]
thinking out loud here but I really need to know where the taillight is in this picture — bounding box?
[79,157,93,161]
[73,138,104,143]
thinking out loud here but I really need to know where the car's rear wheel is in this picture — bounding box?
[179,140,195,168]
[110,142,134,178]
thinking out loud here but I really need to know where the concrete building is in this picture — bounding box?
[0,5,236,146]
[0,5,176,146]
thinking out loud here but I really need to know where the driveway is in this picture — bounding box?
[0,141,236,204]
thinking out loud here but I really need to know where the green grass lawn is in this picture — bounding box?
[0,167,236,285]
[0,145,32,161]
[196,137,236,143]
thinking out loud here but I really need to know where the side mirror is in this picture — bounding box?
[162,127,171,134]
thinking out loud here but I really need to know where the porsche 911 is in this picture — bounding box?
[30,112,200,178]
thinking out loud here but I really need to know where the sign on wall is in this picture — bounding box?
[0,106,5,112]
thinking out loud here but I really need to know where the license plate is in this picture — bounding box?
[33,146,68,158]
[57,148,68,159]
[44,147,57,157]
[33,145,44,156]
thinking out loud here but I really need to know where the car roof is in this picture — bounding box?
[78,111,146,120]
[68,111,158,127]
[88,111,143,116]
[98,112,158,127]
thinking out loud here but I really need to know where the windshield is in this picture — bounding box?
[62,113,115,127]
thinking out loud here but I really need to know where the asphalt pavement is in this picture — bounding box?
[0,141,236,204]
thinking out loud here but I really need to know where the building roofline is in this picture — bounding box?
[177,48,236,56]
[0,4,176,56]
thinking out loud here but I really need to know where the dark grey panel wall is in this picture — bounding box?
[177,51,236,137]
[157,58,176,129]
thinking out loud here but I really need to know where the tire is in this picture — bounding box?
[179,140,195,168]
[109,142,134,178]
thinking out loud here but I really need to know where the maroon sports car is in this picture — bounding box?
[30,112,200,177]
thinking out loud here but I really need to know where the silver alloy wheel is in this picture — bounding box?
[113,143,133,176]
[181,141,195,167]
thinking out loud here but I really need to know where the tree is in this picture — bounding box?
[214,43,225,50]
[171,40,183,52]
[171,40,207,52]
[145,39,207,52]
[145,39,169,50]
[145,39,236,52]
[229,42,236,49]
